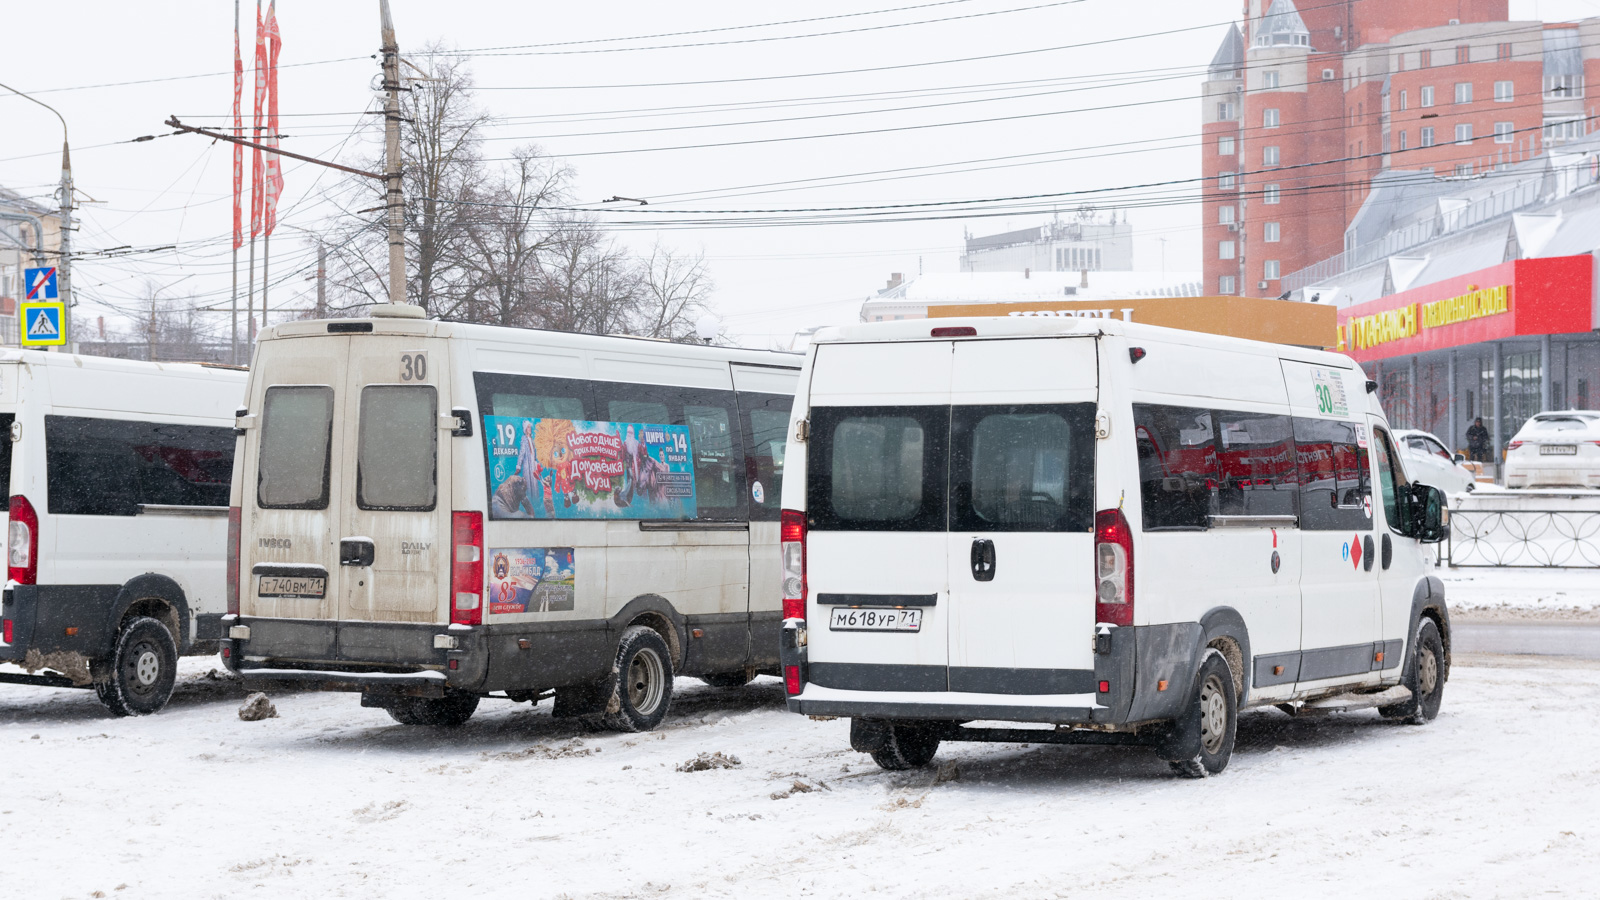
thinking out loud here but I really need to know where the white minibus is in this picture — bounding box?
[778,317,1451,776]
[0,350,246,715]
[224,306,799,730]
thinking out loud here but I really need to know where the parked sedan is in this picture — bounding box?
[1504,411,1600,489]
[1393,429,1478,494]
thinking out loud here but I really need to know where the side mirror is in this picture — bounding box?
[1452,452,1466,464]
[1407,483,1449,543]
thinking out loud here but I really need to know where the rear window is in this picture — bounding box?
[46,415,233,516]
[257,385,334,510]
[807,406,947,532]
[1530,416,1592,432]
[357,385,438,511]
[950,405,1094,532]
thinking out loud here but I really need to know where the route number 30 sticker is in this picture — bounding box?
[400,351,428,381]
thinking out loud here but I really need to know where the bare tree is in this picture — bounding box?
[460,146,571,326]
[531,216,643,335]
[632,241,715,341]
[324,45,488,317]
[102,282,220,361]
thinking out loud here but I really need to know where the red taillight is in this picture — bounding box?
[1507,441,1523,451]
[781,508,806,621]
[2,618,11,643]
[784,664,802,695]
[8,495,39,585]
[1094,508,1134,628]
[451,511,484,626]
[226,506,242,616]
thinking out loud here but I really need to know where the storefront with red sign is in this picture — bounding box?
[1334,254,1599,460]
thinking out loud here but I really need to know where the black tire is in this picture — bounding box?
[1164,650,1237,778]
[599,625,675,733]
[1380,618,1446,724]
[94,616,179,717]
[698,670,755,689]
[385,692,480,727]
[869,723,941,771]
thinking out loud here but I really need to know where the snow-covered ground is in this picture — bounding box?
[5,655,1599,899]
[1442,567,1600,619]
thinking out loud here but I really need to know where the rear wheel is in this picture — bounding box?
[94,616,178,717]
[1380,618,1446,724]
[1164,650,1237,778]
[698,670,754,689]
[600,625,675,732]
[384,692,480,727]
[869,723,941,771]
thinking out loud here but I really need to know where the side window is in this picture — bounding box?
[475,372,594,422]
[257,386,335,510]
[740,392,792,522]
[48,415,236,516]
[950,404,1095,532]
[1292,417,1370,530]
[1427,438,1452,461]
[1133,404,1216,530]
[1373,428,1408,532]
[684,400,743,518]
[1214,411,1297,517]
[807,406,947,532]
[356,385,438,511]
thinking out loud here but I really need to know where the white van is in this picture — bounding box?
[0,350,246,715]
[224,307,798,729]
[778,317,1452,776]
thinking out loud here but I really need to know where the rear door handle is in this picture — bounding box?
[340,538,375,567]
[970,538,996,582]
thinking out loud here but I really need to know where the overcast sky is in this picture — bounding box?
[2,0,1592,347]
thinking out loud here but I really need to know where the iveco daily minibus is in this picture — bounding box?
[778,316,1451,776]
[224,305,798,730]
[0,350,245,715]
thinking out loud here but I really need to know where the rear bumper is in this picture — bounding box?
[1503,457,1600,487]
[1,584,121,662]
[225,615,485,694]
[780,620,1203,727]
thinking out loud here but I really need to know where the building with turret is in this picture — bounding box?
[1200,0,1600,299]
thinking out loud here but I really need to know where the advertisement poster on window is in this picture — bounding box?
[488,547,576,613]
[484,416,697,519]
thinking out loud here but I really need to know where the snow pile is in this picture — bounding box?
[237,692,278,721]
[1442,568,1600,617]
[676,750,741,772]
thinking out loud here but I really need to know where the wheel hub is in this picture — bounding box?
[1418,646,1439,696]
[627,649,664,714]
[134,650,160,687]
[1199,673,1227,755]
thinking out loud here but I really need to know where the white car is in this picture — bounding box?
[1504,411,1600,489]
[1392,429,1477,494]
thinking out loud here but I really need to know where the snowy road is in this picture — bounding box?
[1454,621,1600,658]
[4,657,1598,899]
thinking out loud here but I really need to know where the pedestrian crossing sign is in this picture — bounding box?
[20,301,66,346]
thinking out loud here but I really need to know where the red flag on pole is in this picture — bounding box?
[263,0,283,237]
[232,10,244,250]
[250,0,266,239]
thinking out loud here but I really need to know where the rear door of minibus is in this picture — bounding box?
[803,340,952,693]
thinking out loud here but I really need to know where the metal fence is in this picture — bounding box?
[1447,508,1600,567]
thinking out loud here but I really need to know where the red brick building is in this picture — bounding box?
[1202,0,1600,298]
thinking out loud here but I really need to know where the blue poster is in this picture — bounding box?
[489,547,575,614]
[485,415,696,519]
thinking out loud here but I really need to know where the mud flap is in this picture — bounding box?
[849,717,892,754]
[553,681,609,718]
[1152,653,1211,762]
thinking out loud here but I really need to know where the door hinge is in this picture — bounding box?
[1094,412,1112,440]
[795,418,810,443]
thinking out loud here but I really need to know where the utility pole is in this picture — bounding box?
[316,242,327,318]
[380,0,407,307]
[0,81,73,351]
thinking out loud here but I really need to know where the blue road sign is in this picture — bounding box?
[20,302,66,346]
[24,267,58,300]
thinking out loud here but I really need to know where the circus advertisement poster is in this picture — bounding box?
[484,415,696,520]
[488,547,576,614]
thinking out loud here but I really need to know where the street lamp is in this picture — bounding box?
[0,81,72,352]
